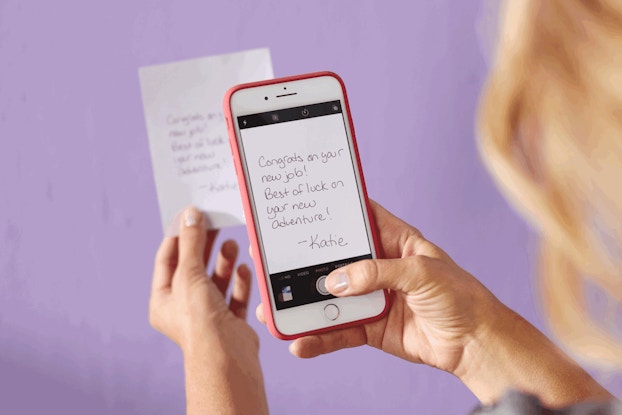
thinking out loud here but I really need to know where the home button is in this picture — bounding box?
[323,304,340,321]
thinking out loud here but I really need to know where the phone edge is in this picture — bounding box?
[223,71,390,341]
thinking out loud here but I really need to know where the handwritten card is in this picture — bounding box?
[139,48,274,235]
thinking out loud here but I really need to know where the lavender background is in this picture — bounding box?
[0,1,600,414]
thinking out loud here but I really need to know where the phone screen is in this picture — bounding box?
[238,100,373,310]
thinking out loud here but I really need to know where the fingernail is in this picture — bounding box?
[327,272,349,294]
[184,208,202,227]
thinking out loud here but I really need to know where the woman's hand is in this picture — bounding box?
[257,201,610,407]
[150,207,268,415]
[259,200,491,373]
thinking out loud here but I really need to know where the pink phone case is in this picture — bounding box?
[223,71,389,340]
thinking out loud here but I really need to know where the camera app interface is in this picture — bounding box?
[239,101,372,310]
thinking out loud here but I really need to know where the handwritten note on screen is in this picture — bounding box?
[241,113,372,274]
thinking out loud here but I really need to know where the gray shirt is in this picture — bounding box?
[471,390,622,415]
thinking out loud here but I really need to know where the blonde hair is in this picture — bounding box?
[478,0,622,368]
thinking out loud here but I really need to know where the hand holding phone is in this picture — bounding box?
[224,72,389,339]
[285,200,614,409]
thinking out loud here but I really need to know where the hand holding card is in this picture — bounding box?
[140,48,274,235]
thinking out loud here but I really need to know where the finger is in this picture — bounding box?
[249,244,253,259]
[202,229,220,266]
[368,200,418,258]
[177,207,207,276]
[211,240,239,295]
[289,326,367,358]
[152,236,178,294]
[369,200,447,260]
[326,256,433,297]
[229,264,252,319]
[255,303,266,324]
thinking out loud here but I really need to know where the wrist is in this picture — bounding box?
[454,299,611,407]
[453,300,524,404]
[181,325,220,359]
[181,326,268,415]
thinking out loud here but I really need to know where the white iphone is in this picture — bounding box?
[224,72,389,339]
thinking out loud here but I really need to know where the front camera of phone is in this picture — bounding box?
[264,96,268,101]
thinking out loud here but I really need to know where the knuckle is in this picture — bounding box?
[408,256,433,280]
[409,226,424,240]
[404,255,434,290]
[356,260,379,289]
[180,232,203,252]
[409,255,428,270]
[179,260,205,277]
[403,229,425,257]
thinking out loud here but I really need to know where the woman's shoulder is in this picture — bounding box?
[470,390,622,415]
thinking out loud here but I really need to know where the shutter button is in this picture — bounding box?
[316,275,329,295]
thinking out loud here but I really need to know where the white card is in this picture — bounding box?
[139,48,274,235]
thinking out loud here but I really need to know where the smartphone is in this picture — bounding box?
[223,72,389,340]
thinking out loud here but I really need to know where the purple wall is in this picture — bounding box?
[0,1,573,413]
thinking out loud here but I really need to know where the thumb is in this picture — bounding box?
[326,256,425,296]
[177,207,207,277]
